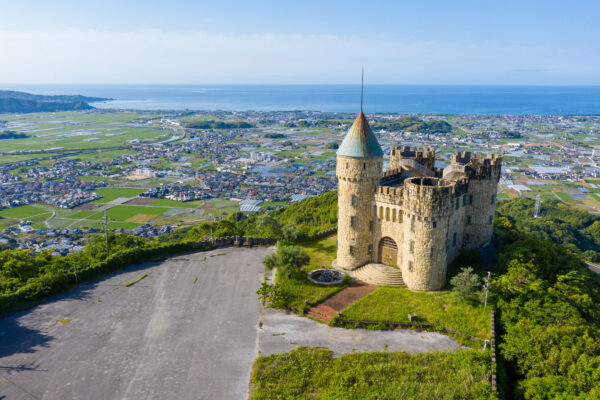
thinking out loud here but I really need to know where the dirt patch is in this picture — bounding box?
[126,214,156,223]
[125,214,157,224]
[124,197,154,205]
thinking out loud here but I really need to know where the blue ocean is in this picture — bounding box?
[4,84,600,114]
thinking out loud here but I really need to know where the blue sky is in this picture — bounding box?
[1,0,599,84]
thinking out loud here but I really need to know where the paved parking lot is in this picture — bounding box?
[0,247,458,400]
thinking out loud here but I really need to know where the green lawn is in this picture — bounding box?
[250,347,494,400]
[339,287,491,339]
[93,188,146,203]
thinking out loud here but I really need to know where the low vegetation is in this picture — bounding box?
[337,286,490,340]
[250,346,494,400]
[259,237,350,310]
[124,273,148,287]
[493,215,600,399]
[496,197,600,261]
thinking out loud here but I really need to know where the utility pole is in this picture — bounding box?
[73,257,78,283]
[104,210,109,258]
[534,194,542,218]
[483,271,491,309]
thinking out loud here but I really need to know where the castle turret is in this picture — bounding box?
[458,153,503,248]
[336,111,383,270]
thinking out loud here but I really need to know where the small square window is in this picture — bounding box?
[432,221,437,228]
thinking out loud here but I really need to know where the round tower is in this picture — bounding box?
[336,111,383,270]
[401,177,454,291]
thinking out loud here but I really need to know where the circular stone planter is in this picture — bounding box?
[307,269,344,285]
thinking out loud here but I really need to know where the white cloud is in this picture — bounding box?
[0,29,597,84]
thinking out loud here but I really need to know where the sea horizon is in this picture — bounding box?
[3,83,600,115]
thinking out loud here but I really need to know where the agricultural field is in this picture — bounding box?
[0,111,170,153]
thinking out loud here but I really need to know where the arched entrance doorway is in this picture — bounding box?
[378,237,398,266]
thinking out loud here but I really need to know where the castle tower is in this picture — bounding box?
[461,154,503,248]
[336,111,383,270]
[401,177,459,291]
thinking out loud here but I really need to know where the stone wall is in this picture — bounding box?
[336,155,382,270]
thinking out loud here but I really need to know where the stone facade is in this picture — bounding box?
[336,114,502,291]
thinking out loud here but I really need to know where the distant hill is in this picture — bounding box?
[371,116,453,134]
[184,120,254,129]
[0,90,109,113]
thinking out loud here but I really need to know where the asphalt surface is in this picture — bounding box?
[258,307,458,356]
[0,247,271,400]
[1,247,459,400]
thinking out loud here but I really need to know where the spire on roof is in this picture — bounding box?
[336,111,383,158]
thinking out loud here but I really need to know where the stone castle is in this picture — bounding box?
[335,111,502,291]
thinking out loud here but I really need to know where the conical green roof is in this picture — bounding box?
[336,111,383,158]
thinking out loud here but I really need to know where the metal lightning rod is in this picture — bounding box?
[361,66,364,112]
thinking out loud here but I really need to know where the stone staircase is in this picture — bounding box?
[353,263,405,287]
[396,158,435,177]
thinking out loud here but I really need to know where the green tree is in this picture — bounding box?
[450,267,481,302]
[277,246,310,279]
[255,214,282,238]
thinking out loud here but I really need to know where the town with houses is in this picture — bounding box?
[1,110,600,255]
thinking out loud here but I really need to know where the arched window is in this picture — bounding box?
[392,208,397,222]
[385,207,390,221]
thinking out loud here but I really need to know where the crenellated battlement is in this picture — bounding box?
[451,151,472,164]
[449,151,502,180]
[390,145,436,171]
